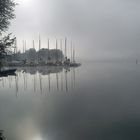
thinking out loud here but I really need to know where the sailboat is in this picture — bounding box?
[69,42,81,67]
[55,39,63,66]
[46,38,56,66]
[63,37,71,66]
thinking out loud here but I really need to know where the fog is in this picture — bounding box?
[9,0,140,61]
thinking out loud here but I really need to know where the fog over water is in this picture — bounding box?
[1,63,140,140]
[9,0,140,61]
[1,1,140,139]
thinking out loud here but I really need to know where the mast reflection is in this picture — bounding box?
[0,66,79,95]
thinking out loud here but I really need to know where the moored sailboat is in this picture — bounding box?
[69,42,81,67]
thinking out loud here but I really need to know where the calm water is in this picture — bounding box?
[0,62,140,140]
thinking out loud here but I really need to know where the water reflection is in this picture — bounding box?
[0,66,77,96]
[1,63,140,140]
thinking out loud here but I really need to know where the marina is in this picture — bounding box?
[4,37,81,68]
[1,0,139,139]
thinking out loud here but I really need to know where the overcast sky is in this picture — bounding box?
[9,0,140,61]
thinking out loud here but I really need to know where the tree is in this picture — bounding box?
[0,0,16,32]
[0,34,15,57]
[0,0,16,60]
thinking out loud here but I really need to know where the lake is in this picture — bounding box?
[0,62,140,140]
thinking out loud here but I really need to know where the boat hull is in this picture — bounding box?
[0,69,16,76]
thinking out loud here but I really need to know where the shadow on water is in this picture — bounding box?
[0,130,5,140]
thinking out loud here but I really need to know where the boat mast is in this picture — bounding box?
[24,40,26,52]
[33,40,35,49]
[71,41,73,62]
[22,40,24,53]
[48,38,50,61]
[60,39,63,62]
[39,35,41,50]
[48,38,50,50]
[65,37,67,59]
[56,39,58,62]
[73,43,75,62]
[32,40,35,64]
[38,35,41,62]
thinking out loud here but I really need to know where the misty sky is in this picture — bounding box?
[9,0,140,61]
